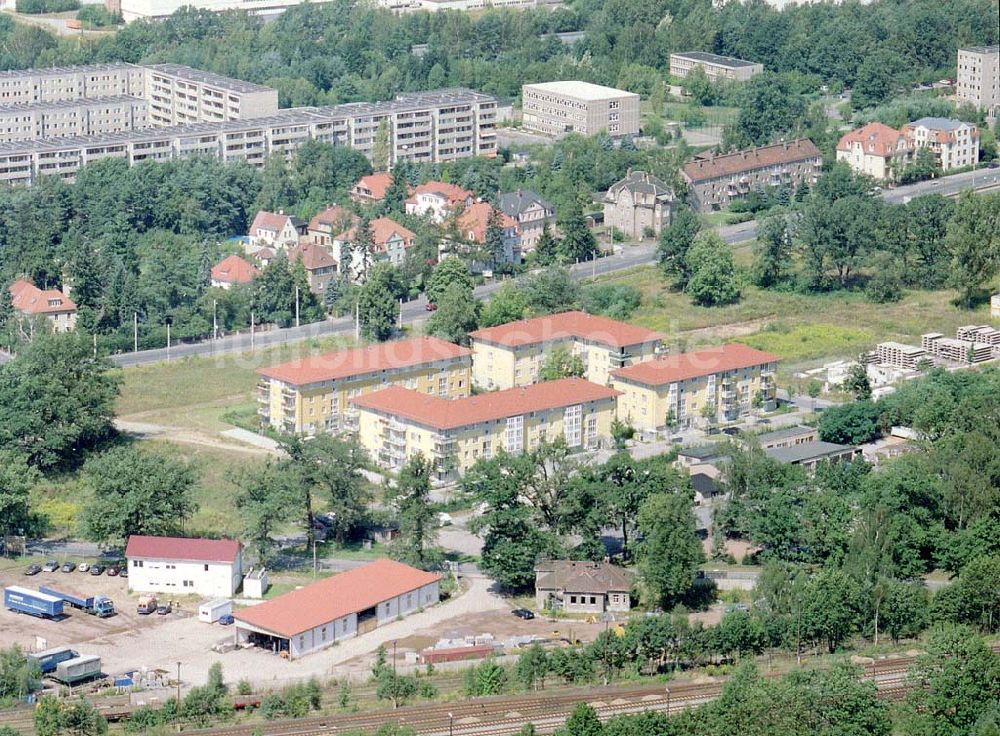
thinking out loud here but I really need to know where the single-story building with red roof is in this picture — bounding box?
[125,535,243,598]
[234,558,441,659]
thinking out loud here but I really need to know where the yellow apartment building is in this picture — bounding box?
[611,343,779,434]
[351,378,621,480]
[469,311,665,390]
[256,336,472,435]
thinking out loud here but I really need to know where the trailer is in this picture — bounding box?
[198,599,232,624]
[39,586,115,617]
[3,586,64,619]
[54,655,102,685]
[28,646,79,674]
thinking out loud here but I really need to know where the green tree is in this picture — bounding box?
[817,400,881,445]
[852,49,906,110]
[80,446,197,545]
[425,282,480,345]
[389,453,441,570]
[946,191,1000,308]
[234,460,295,565]
[636,492,703,607]
[556,207,598,262]
[479,282,528,327]
[802,568,860,653]
[725,73,807,149]
[842,363,872,401]
[372,119,390,173]
[685,233,741,306]
[0,645,41,701]
[557,703,603,736]
[657,206,701,287]
[534,224,560,266]
[752,210,793,288]
[463,658,508,696]
[514,644,549,691]
[358,263,403,341]
[425,259,473,306]
[0,451,38,537]
[538,345,585,381]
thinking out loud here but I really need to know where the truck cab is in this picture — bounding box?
[92,596,115,618]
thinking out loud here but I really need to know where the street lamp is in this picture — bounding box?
[449,712,454,736]
[665,685,671,714]
[176,661,181,706]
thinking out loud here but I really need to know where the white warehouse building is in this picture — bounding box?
[233,558,441,659]
[125,535,243,598]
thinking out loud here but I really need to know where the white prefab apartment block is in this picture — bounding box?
[125,535,243,598]
[669,52,763,82]
[956,45,999,118]
[521,81,639,137]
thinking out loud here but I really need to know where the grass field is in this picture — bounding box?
[596,265,993,366]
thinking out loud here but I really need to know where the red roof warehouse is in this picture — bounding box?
[234,559,442,659]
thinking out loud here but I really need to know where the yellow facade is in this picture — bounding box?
[614,365,776,433]
[356,395,619,480]
[472,338,661,390]
[259,361,471,435]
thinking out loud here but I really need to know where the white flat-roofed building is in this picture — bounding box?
[0,63,146,106]
[0,97,149,144]
[144,64,279,125]
[521,81,639,138]
[669,52,763,83]
[125,535,243,598]
[956,45,999,119]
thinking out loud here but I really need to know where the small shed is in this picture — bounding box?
[243,567,269,599]
[198,599,232,624]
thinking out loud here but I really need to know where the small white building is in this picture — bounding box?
[234,558,441,659]
[125,536,243,599]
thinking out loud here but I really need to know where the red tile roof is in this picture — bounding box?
[9,279,77,315]
[683,139,821,183]
[257,336,471,387]
[351,378,620,430]
[336,217,416,252]
[308,205,357,234]
[234,558,441,638]
[250,211,296,234]
[469,311,665,350]
[287,243,337,271]
[125,535,241,564]
[611,343,779,386]
[352,172,395,201]
[406,181,474,206]
[836,123,907,158]
[455,203,518,244]
[210,255,260,285]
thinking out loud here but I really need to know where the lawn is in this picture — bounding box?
[596,265,993,367]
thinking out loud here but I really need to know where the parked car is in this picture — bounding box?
[78,563,90,573]
[24,563,42,576]
[156,604,172,615]
[218,614,235,626]
[512,608,535,620]
[119,567,128,579]
[42,560,59,573]
[61,562,76,573]
[89,565,105,576]
[107,565,120,577]
[425,302,437,312]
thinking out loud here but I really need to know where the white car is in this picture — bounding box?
[78,563,90,572]
[437,512,453,527]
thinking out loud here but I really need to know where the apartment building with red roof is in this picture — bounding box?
[682,139,821,212]
[210,254,260,288]
[468,310,665,390]
[9,279,77,332]
[835,122,912,180]
[256,336,472,435]
[611,343,779,433]
[125,535,243,598]
[352,377,620,478]
[234,558,441,659]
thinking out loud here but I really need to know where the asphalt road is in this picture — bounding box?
[12,167,1000,369]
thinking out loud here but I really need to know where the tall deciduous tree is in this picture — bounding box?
[657,206,701,287]
[357,263,403,341]
[946,191,1000,309]
[389,453,441,570]
[685,232,741,306]
[538,345,584,381]
[234,460,295,565]
[636,492,703,607]
[425,258,473,306]
[752,210,793,288]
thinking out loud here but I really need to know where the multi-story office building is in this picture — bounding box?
[521,81,639,138]
[902,117,980,171]
[0,97,148,144]
[611,343,779,433]
[352,377,620,479]
[956,45,999,118]
[256,336,472,435]
[682,139,822,212]
[469,311,665,391]
[669,52,763,83]
[144,64,279,125]
[0,89,498,186]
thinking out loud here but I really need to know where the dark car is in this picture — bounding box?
[106,565,120,577]
[24,563,42,576]
[42,560,59,573]
[218,614,235,626]
[90,565,105,576]
[722,427,742,437]
[988,162,1000,169]
[61,562,76,573]
[512,608,535,620]
[119,567,128,578]
[156,604,172,615]
[425,302,437,312]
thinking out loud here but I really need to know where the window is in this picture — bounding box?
[570,595,577,604]
[564,404,582,446]
[204,564,209,571]
[505,415,523,453]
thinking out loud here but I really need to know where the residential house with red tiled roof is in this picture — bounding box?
[350,172,400,204]
[255,336,472,434]
[469,310,665,390]
[125,535,243,598]
[210,254,260,289]
[835,122,912,181]
[287,243,338,294]
[248,210,307,250]
[234,559,441,659]
[445,202,521,266]
[352,377,620,478]
[404,181,474,223]
[8,279,77,333]
[901,117,980,172]
[611,343,779,432]
[332,217,417,282]
[307,205,358,249]
[682,139,822,212]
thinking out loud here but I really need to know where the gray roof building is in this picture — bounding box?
[765,440,860,468]
[498,190,553,218]
[535,560,633,613]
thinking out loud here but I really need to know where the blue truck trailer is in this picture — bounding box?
[3,586,64,619]
[39,586,115,617]
[28,646,79,674]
